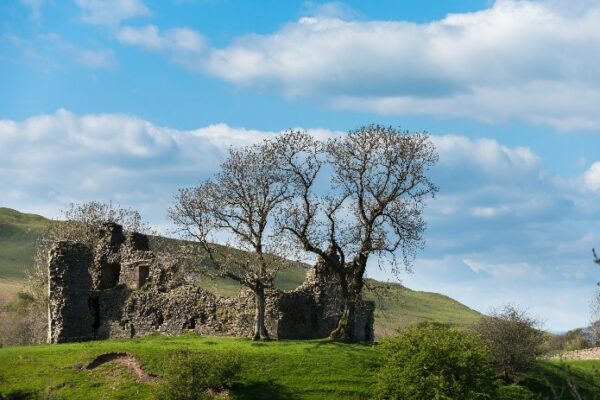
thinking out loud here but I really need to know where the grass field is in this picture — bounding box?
[0,335,598,400]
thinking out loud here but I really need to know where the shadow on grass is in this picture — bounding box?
[4,390,35,400]
[230,380,299,400]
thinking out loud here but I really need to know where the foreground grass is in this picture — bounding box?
[1,335,600,400]
[0,335,378,400]
[520,360,600,399]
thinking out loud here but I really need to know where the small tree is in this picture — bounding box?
[474,305,545,382]
[374,322,496,400]
[591,248,600,343]
[275,126,438,341]
[169,141,291,340]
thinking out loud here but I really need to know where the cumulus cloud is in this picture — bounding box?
[75,0,150,26]
[584,162,600,191]
[0,110,337,224]
[117,0,600,131]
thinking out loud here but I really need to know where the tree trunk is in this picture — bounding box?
[330,298,356,342]
[253,286,270,341]
[329,267,363,342]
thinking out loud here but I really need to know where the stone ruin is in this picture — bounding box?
[47,223,374,343]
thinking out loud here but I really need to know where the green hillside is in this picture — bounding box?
[1,335,598,400]
[0,207,481,334]
[0,207,51,279]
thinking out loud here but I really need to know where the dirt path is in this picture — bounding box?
[550,347,600,361]
[85,352,156,382]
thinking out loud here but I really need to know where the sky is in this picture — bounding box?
[1,0,600,332]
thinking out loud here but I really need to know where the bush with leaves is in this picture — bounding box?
[562,328,593,351]
[374,322,496,400]
[496,384,537,400]
[474,305,545,382]
[157,350,241,400]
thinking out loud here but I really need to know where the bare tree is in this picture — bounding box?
[169,141,292,340]
[275,125,438,341]
[591,248,600,343]
[474,305,545,382]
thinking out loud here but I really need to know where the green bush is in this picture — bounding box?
[157,350,241,400]
[496,384,536,400]
[562,328,592,351]
[374,322,496,400]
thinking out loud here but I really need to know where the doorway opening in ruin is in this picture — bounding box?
[138,265,149,288]
[90,296,100,338]
[100,262,121,289]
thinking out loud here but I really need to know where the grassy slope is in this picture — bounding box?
[0,207,481,334]
[0,335,598,400]
[0,207,49,279]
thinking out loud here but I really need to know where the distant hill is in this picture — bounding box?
[0,207,481,334]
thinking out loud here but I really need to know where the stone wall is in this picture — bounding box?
[47,223,374,343]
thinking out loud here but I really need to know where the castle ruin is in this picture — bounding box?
[47,223,374,343]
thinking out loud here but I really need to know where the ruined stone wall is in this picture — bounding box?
[47,223,374,343]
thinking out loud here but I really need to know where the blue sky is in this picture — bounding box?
[1,0,600,331]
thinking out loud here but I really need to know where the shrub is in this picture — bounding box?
[562,328,593,351]
[374,322,496,400]
[474,305,545,382]
[496,384,536,400]
[157,350,241,400]
[0,292,47,346]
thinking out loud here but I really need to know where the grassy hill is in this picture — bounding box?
[0,207,50,279]
[0,207,481,334]
[1,335,598,399]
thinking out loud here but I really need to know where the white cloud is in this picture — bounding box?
[463,259,543,280]
[117,25,163,50]
[75,0,150,26]
[117,0,600,131]
[117,25,207,68]
[584,162,600,191]
[472,206,502,218]
[0,110,336,225]
[431,135,539,173]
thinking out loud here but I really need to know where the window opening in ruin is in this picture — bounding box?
[100,262,121,289]
[189,318,196,329]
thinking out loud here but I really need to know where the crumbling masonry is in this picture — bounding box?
[48,223,374,343]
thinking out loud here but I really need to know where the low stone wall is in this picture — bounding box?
[550,347,600,360]
[48,223,374,343]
